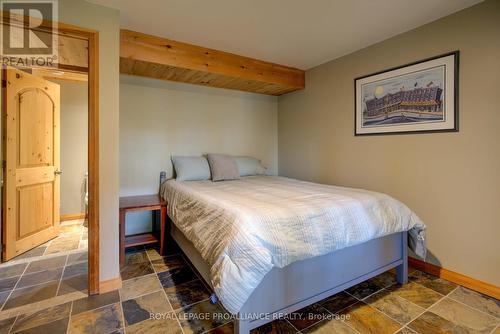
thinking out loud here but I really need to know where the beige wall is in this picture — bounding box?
[278,0,500,285]
[60,0,120,281]
[59,81,88,216]
[120,75,278,231]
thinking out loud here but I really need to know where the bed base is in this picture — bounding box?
[170,224,408,334]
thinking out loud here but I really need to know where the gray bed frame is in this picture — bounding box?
[159,172,409,334]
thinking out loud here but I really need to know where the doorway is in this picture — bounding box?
[0,16,100,317]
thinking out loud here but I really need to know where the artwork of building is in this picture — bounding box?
[364,86,443,117]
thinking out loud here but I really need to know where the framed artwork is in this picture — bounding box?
[355,51,459,135]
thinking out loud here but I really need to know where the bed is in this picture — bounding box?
[159,174,426,334]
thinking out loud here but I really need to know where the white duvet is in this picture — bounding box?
[161,176,426,314]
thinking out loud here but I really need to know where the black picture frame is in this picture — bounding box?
[354,51,459,136]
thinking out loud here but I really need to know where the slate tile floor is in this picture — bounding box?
[0,249,89,316]
[5,219,88,267]
[0,241,498,334]
[0,218,90,324]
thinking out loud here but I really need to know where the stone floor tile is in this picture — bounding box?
[14,317,69,334]
[125,317,183,334]
[120,262,154,281]
[346,279,386,300]
[386,282,444,308]
[120,274,162,302]
[122,290,172,326]
[364,289,425,324]
[448,286,500,318]
[3,281,59,310]
[286,303,330,331]
[68,303,123,334]
[409,270,457,295]
[67,252,88,266]
[176,300,230,334]
[408,311,470,334]
[0,276,19,293]
[319,291,358,314]
[428,297,498,333]
[338,302,402,334]
[157,266,197,289]
[250,319,296,334]
[164,279,210,310]
[0,317,16,334]
[63,262,88,279]
[58,274,88,296]
[16,268,63,289]
[0,264,27,280]
[151,255,186,273]
[11,302,71,333]
[301,318,357,334]
[72,291,120,315]
[25,255,67,274]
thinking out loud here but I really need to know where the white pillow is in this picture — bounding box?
[233,156,266,176]
[171,156,211,181]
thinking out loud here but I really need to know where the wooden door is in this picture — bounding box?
[2,68,60,261]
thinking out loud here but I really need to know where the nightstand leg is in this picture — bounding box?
[119,210,126,267]
[160,206,167,256]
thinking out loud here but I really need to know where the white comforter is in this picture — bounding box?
[161,176,425,314]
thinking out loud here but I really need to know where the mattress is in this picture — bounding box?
[161,176,426,314]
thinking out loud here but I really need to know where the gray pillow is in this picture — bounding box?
[207,154,240,181]
[171,156,211,181]
[234,156,266,176]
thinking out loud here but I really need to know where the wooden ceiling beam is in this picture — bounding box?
[120,29,305,96]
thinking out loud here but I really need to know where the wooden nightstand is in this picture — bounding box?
[119,194,167,267]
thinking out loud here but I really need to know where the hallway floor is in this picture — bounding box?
[0,219,89,325]
[6,219,88,266]
[0,243,498,334]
